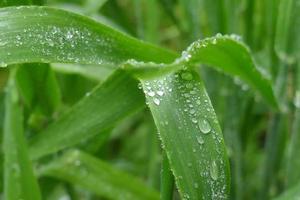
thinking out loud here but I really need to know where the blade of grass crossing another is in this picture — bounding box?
[3,69,41,200]
[141,69,230,199]
[0,6,176,67]
[0,7,276,109]
[29,70,145,159]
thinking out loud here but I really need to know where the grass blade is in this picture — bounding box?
[160,152,174,200]
[3,69,41,200]
[0,6,176,67]
[15,63,61,115]
[38,149,160,200]
[179,35,278,108]
[141,69,230,199]
[29,69,145,159]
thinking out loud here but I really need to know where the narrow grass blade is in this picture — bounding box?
[0,7,275,109]
[15,63,61,115]
[51,63,114,82]
[3,69,41,200]
[141,69,230,199]
[38,149,160,200]
[29,70,145,159]
[287,63,300,187]
[160,152,174,200]
[179,35,278,108]
[0,6,176,67]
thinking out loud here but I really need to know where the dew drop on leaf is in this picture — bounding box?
[153,98,160,105]
[196,135,204,145]
[181,72,193,81]
[210,160,219,181]
[147,91,155,97]
[157,91,164,96]
[0,62,7,68]
[198,118,211,134]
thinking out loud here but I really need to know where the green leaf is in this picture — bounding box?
[180,35,278,108]
[286,63,300,187]
[51,63,114,82]
[3,69,41,200]
[0,7,276,109]
[0,6,277,199]
[141,69,230,199]
[15,63,61,115]
[0,6,176,67]
[29,69,145,159]
[38,149,160,200]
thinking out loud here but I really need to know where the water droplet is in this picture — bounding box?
[189,109,196,114]
[212,38,217,44]
[0,41,7,46]
[0,62,7,68]
[192,118,198,123]
[181,72,193,81]
[210,160,219,181]
[216,33,222,37]
[198,118,211,134]
[157,91,164,96]
[196,135,204,145]
[186,83,193,89]
[138,83,142,89]
[153,98,160,105]
[147,91,155,97]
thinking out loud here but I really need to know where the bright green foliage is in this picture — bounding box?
[0,1,299,200]
[3,69,41,200]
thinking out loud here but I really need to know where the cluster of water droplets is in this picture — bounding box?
[65,150,88,177]
[0,17,117,67]
[175,33,242,67]
[141,70,228,199]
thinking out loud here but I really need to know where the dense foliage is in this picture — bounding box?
[0,0,299,200]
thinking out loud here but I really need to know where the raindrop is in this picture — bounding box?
[192,118,198,123]
[212,38,217,44]
[196,135,204,145]
[153,98,160,105]
[0,41,7,46]
[210,160,219,181]
[189,109,196,114]
[0,62,7,68]
[157,91,164,96]
[186,83,193,89]
[147,91,155,97]
[181,72,193,81]
[198,118,211,134]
